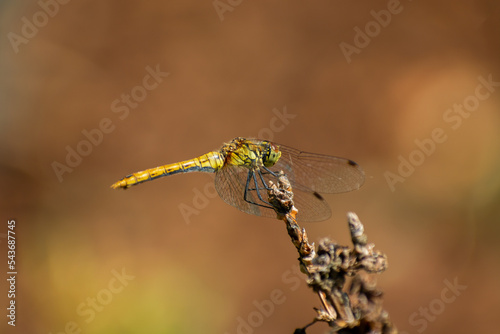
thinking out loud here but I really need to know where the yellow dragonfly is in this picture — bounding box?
[111,137,364,222]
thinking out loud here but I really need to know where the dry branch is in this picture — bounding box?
[267,172,397,334]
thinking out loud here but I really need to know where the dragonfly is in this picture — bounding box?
[111,137,364,222]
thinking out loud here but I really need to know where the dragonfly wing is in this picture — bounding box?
[214,165,278,219]
[283,183,332,222]
[271,143,365,194]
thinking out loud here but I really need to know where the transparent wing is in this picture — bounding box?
[271,143,365,194]
[215,165,332,222]
[281,182,332,222]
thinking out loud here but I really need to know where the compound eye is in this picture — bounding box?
[263,142,281,167]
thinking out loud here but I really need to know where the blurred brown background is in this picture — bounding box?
[1,1,499,333]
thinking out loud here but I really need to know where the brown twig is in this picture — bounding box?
[267,172,397,334]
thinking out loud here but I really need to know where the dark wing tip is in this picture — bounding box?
[346,159,365,189]
[313,191,324,200]
[347,159,358,167]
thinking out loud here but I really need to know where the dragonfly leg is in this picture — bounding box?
[252,171,270,203]
[243,170,253,203]
[261,166,279,178]
[256,168,278,191]
[243,170,274,209]
[260,166,290,188]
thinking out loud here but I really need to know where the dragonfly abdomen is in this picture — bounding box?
[111,151,225,189]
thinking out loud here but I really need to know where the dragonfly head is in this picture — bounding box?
[262,142,281,167]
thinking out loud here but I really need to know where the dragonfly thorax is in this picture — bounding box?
[222,138,281,169]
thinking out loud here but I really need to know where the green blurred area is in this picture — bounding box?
[1,1,499,333]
